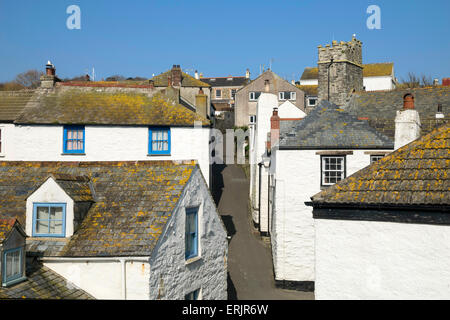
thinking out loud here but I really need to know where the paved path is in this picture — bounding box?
[212,164,314,300]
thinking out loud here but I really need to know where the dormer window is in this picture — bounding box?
[32,203,66,237]
[3,248,23,286]
[0,219,26,287]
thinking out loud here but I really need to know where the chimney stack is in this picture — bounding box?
[433,78,439,86]
[149,79,154,89]
[442,78,450,87]
[269,107,280,151]
[46,61,56,76]
[40,60,59,88]
[194,70,199,80]
[170,64,182,87]
[246,68,250,79]
[394,93,421,150]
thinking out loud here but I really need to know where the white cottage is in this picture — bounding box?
[268,100,394,290]
[0,160,228,300]
[0,83,212,186]
[248,93,306,234]
[310,124,450,299]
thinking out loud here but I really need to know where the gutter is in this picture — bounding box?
[41,256,149,300]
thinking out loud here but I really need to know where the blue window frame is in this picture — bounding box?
[148,127,171,155]
[2,247,23,286]
[63,125,85,154]
[185,207,199,259]
[32,203,66,238]
[185,288,200,300]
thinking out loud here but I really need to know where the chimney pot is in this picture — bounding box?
[264,79,270,92]
[403,93,415,110]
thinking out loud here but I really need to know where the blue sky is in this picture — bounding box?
[0,0,449,82]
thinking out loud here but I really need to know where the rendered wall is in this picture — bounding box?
[315,218,450,299]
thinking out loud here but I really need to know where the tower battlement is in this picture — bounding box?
[318,35,363,66]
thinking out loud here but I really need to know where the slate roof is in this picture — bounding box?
[0,160,198,257]
[0,260,94,299]
[150,71,210,87]
[52,174,94,202]
[200,77,249,87]
[300,63,394,80]
[14,90,209,126]
[0,90,36,121]
[345,86,450,138]
[279,100,394,149]
[311,123,450,209]
[0,218,17,242]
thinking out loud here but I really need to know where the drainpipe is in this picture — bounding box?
[258,162,263,233]
[120,259,127,300]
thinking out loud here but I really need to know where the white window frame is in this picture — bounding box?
[249,115,257,124]
[370,155,384,163]
[321,156,346,186]
[308,97,318,107]
[279,92,296,101]
[249,92,261,101]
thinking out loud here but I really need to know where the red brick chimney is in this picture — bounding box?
[171,65,182,87]
[443,78,450,86]
[270,107,280,150]
[403,93,415,110]
[46,61,56,76]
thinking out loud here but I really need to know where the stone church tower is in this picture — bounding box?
[318,35,364,106]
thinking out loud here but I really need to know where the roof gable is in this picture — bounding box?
[311,124,450,209]
[279,100,394,149]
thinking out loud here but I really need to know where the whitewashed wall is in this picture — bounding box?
[1,125,210,185]
[315,219,450,299]
[250,94,278,224]
[271,149,391,283]
[363,76,394,91]
[44,259,151,300]
[148,168,228,300]
[299,79,318,86]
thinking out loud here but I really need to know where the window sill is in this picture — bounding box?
[185,256,202,265]
[0,154,5,158]
[2,276,27,287]
[147,154,171,157]
[61,153,86,156]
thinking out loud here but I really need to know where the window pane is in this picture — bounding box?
[6,253,13,277]
[162,131,168,140]
[50,206,63,220]
[50,220,63,234]
[36,219,49,234]
[163,141,169,151]
[37,206,49,220]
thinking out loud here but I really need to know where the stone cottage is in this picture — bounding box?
[234,70,306,127]
[0,160,228,300]
[310,123,450,299]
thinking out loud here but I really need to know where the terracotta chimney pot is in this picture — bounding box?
[403,93,415,110]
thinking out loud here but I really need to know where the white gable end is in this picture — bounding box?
[26,177,75,237]
[278,100,307,119]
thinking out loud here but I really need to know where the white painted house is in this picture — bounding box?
[267,100,394,290]
[310,123,450,299]
[0,160,228,300]
[0,77,212,185]
[248,93,306,234]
